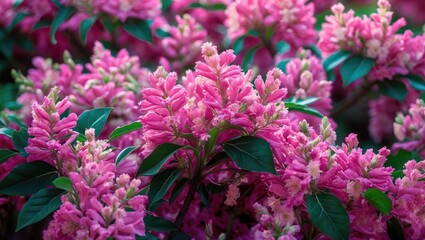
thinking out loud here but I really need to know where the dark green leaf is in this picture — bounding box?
[74,107,112,138]
[340,55,375,86]
[242,46,259,72]
[32,19,51,31]
[323,50,351,71]
[13,0,23,8]
[51,0,63,8]
[0,128,13,138]
[7,12,27,32]
[161,0,172,11]
[155,28,171,38]
[137,143,183,176]
[364,188,392,215]
[206,151,229,168]
[52,177,73,192]
[391,170,404,180]
[50,6,76,44]
[0,149,18,164]
[285,102,324,118]
[148,168,181,206]
[136,233,159,240]
[169,178,188,205]
[223,136,276,174]
[306,193,350,240]
[276,59,291,73]
[7,115,26,128]
[189,3,226,10]
[0,37,14,59]
[276,41,290,54]
[0,161,57,196]
[15,34,34,52]
[305,44,322,59]
[116,146,137,166]
[12,128,29,157]
[122,18,153,44]
[16,188,65,231]
[198,184,210,209]
[387,217,405,240]
[377,80,407,102]
[144,215,178,232]
[403,74,425,91]
[80,16,97,44]
[109,121,142,141]
[384,149,413,171]
[233,36,245,54]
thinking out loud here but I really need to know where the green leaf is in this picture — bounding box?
[387,217,405,240]
[32,19,51,31]
[12,128,29,157]
[391,170,404,180]
[0,37,14,59]
[276,41,290,54]
[161,0,172,11]
[0,161,57,196]
[285,102,324,118]
[80,16,97,44]
[205,127,219,157]
[0,128,13,138]
[377,80,407,102]
[13,0,23,8]
[206,151,229,168]
[16,188,65,231]
[276,59,291,73]
[323,50,351,71]
[122,18,153,44]
[306,193,350,240]
[286,96,320,106]
[155,28,171,38]
[50,6,76,44]
[109,121,142,141]
[340,55,375,86]
[15,34,34,52]
[198,184,210,209]
[0,149,18,164]
[116,146,137,166]
[52,177,73,192]
[189,3,226,10]
[305,44,322,59]
[232,30,260,54]
[136,233,159,240]
[403,74,425,91]
[137,143,183,176]
[384,149,413,171]
[74,107,112,138]
[364,188,392,215]
[169,178,188,205]
[223,136,276,174]
[7,12,27,32]
[144,215,178,232]
[148,168,181,207]
[242,46,259,72]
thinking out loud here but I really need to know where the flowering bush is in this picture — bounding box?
[1,0,425,239]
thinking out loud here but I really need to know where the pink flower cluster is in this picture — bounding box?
[60,0,161,22]
[393,99,425,158]
[318,0,425,81]
[44,129,148,240]
[225,0,316,49]
[25,87,78,173]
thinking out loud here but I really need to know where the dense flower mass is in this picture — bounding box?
[1,0,425,239]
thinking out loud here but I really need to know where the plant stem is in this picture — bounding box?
[173,171,201,229]
[331,80,375,118]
